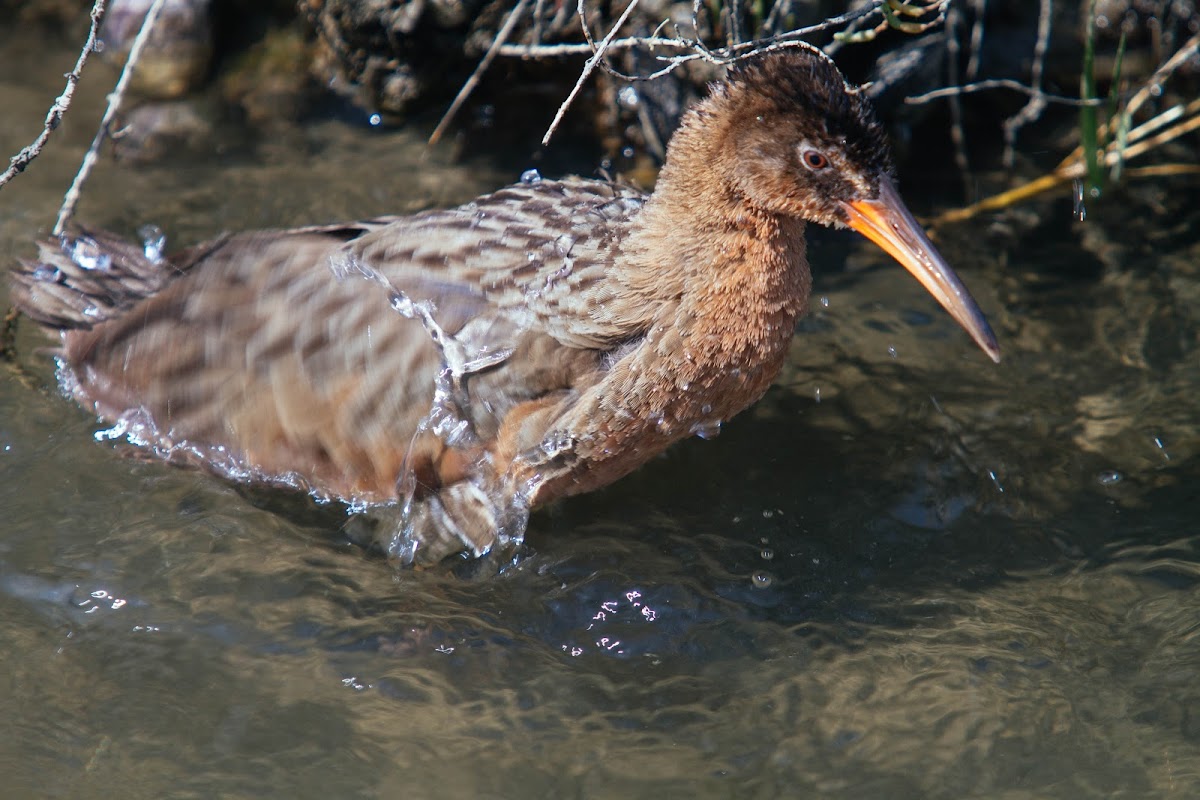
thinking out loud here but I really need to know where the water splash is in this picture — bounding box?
[69,236,111,272]
[690,420,722,440]
[138,224,166,263]
[330,250,536,562]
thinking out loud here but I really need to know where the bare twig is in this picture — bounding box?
[965,0,985,79]
[498,1,885,60]
[0,0,108,192]
[428,0,531,146]
[944,2,970,187]
[54,0,169,237]
[1001,0,1053,168]
[541,0,643,146]
[906,79,1106,106]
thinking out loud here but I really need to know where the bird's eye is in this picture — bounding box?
[802,150,829,170]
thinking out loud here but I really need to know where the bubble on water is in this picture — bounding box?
[1097,470,1123,486]
[760,548,774,561]
[751,571,773,589]
[368,113,383,127]
[520,168,542,184]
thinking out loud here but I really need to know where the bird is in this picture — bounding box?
[11,45,999,565]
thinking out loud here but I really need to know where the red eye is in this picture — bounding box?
[802,150,829,170]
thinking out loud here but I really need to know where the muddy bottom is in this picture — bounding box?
[2,30,1200,800]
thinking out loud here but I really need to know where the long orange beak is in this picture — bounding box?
[841,177,1000,363]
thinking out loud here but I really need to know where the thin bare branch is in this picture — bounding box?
[906,79,1106,106]
[54,0,169,237]
[1001,0,1053,168]
[498,1,885,60]
[429,0,531,146]
[541,0,643,146]
[944,2,971,186]
[0,0,108,192]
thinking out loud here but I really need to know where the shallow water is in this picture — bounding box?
[3,29,1200,800]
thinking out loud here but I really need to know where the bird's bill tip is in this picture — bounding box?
[841,178,1000,363]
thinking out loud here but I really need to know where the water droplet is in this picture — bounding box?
[690,420,721,440]
[70,237,111,271]
[1097,470,1123,486]
[819,296,830,308]
[1072,178,1087,221]
[368,113,383,127]
[621,145,635,159]
[617,86,639,108]
[539,430,573,460]
[1153,436,1170,461]
[751,571,773,589]
[138,224,166,263]
[814,386,821,403]
[520,168,542,184]
[887,346,898,359]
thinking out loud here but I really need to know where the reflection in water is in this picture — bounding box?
[2,31,1200,800]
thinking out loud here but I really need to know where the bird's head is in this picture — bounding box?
[693,46,1000,362]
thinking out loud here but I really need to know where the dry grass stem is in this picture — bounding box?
[932,28,1200,226]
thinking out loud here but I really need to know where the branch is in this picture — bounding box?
[0,1,108,192]
[428,0,531,146]
[54,0,170,237]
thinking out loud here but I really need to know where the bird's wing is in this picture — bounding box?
[338,178,651,350]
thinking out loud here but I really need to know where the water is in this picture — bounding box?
[4,30,1200,799]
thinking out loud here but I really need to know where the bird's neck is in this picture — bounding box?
[621,102,813,339]
[586,110,813,432]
